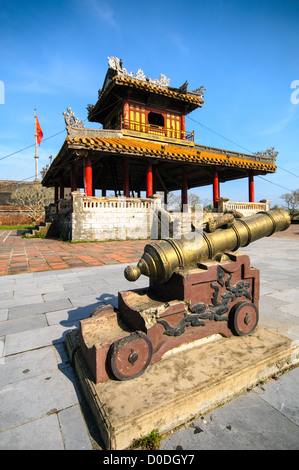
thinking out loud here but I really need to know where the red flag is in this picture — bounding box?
[35,112,43,146]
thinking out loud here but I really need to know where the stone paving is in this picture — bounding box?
[0,226,298,450]
[0,230,147,276]
[0,223,297,277]
[0,263,148,450]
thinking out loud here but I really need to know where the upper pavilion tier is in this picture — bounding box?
[87,57,204,142]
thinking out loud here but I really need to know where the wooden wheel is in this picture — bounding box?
[107,331,153,381]
[229,301,259,336]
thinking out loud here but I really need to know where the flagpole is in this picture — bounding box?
[34,109,39,181]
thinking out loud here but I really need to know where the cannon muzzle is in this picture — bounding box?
[124,209,290,284]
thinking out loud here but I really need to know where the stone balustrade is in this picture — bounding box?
[46,192,205,242]
[218,197,271,216]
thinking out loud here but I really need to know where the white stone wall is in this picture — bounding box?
[53,192,203,241]
[71,192,160,241]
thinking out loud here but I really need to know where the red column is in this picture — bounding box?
[181,165,188,211]
[146,163,153,198]
[181,115,186,139]
[123,157,129,197]
[84,155,93,197]
[102,161,107,197]
[70,162,77,192]
[249,171,254,202]
[152,165,156,194]
[123,100,129,128]
[213,168,219,209]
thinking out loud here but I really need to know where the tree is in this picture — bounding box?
[163,192,212,211]
[280,189,299,220]
[188,193,202,210]
[10,182,54,223]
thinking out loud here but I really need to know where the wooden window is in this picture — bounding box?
[129,104,146,132]
[148,112,164,127]
[166,114,181,138]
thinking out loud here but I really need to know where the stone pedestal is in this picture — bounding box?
[66,326,299,450]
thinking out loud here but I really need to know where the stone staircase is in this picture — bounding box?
[26,221,53,238]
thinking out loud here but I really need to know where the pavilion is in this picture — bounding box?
[41,57,276,241]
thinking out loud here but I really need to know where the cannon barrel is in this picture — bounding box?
[124,209,290,284]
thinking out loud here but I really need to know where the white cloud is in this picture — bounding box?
[89,0,119,30]
[10,80,57,95]
[6,55,97,97]
[166,33,190,56]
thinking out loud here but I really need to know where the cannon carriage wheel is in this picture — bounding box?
[107,331,153,381]
[229,301,259,336]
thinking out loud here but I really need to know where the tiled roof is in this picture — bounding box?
[96,74,204,107]
[66,135,276,172]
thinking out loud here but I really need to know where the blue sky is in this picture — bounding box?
[0,0,299,206]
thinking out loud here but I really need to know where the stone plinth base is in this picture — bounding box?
[66,326,299,450]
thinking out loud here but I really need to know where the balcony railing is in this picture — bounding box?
[217,198,271,216]
[120,117,194,141]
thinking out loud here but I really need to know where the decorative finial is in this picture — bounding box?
[179,81,188,93]
[63,107,85,131]
[254,147,279,160]
[191,86,205,98]
[107,56,170,88]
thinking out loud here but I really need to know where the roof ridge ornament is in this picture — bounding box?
[190,86,206,98]
[253,147,279,161]
[63,107,85,134]
[107,56,170,88]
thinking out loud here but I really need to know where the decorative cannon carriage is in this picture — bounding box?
[78,209,290,383]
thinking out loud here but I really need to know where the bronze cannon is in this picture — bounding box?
[124,209,290,284]
[77,209,290,383]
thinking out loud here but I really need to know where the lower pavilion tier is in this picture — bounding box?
[42,126,276,209]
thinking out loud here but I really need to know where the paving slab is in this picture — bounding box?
[279,303,299,317]
[0,313,47,336]
[8,298,74,319]
[58,405,93,450]
[0,367,80,431]
[161,390,299,450]
[1,294,44,309]
[0,414,65,450]
[269,288,298,303]
[0,346,58,388]
[254,366,299,426]
[4,322,77,356]
[0,309,8,322]
[45,307,91,326]
[0,291,13,301]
